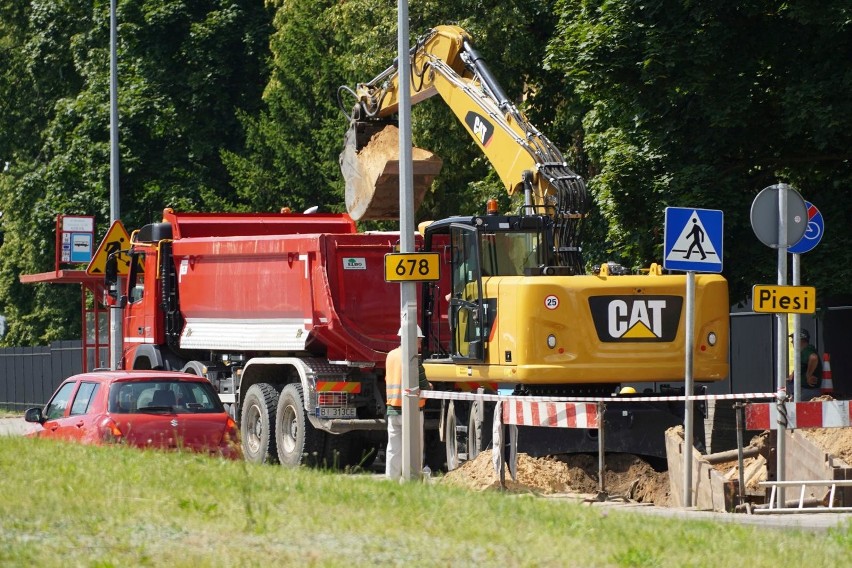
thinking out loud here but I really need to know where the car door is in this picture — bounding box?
[46,381,102,441]
[39,381,79,438]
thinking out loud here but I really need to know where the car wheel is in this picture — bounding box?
[275,384,325,467]
[240,383,280,464]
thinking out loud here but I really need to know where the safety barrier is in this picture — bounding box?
[745,400,852,430]
[744,398,852,511]
[413,389,778,495]
[501,400,598,429]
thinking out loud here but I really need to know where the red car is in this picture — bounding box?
[25,370,240,459]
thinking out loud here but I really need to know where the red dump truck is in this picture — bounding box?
[114,208,435,467]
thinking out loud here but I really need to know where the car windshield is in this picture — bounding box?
[108,380,224,414]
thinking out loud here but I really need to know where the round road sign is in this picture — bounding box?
[788,201,824,254]
[750,184,808,248]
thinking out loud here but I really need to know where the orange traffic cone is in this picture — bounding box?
[821,353,834,395]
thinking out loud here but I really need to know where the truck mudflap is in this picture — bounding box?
[512,401,706,460]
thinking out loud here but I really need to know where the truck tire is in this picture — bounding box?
[467,400,493,461]
[241,383,280,464]
[276,384,326,467]
[444,401,469,471]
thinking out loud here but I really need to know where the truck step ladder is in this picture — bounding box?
[755,480,852,513]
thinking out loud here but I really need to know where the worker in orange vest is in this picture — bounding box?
[385,325,431,481]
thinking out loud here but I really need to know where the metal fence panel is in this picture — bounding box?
[0,340,83,409]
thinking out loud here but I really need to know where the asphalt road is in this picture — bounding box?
[0,416,37,437]
[3,416,849,531]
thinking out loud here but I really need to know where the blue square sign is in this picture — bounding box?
[664,207,723,273]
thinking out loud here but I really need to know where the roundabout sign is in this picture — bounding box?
[788,201,824,255]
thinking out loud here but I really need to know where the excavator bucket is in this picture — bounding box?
[340,122,443,220]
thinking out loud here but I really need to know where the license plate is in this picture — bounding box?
[318,407,356,419]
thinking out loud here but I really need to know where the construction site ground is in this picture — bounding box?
[438,449,851,531]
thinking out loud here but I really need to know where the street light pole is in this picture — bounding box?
[108,0,123,370]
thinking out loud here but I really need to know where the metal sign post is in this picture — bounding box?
[788,201,825,403]
[749,183,813,508]
[775,187,788,508]
[109,0,122,370]
[664,207,723,508]
[397,0,420,482]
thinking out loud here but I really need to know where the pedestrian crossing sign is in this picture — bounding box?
[663,207,723,273]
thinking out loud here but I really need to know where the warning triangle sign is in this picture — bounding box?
[664,211,718,264]
[86,220,131,276]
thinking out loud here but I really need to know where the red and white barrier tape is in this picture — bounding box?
[416,390,778,404]
[745,400,852,430]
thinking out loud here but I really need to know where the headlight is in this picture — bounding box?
[707,332,717,346]
[547,334,557,349]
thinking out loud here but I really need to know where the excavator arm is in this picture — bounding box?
[339,25,587,270]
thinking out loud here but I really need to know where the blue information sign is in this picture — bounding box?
[788,201,824,255]
[663,207,724,273]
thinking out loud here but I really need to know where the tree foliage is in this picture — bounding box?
[547,0,852,300]
[2,0,851,344]
[0,0,271,344]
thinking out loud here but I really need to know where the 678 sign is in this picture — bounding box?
[384,252,441,282]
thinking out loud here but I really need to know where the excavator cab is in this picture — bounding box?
[421,212,555,363]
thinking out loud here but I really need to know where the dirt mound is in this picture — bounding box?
[440,451,669,505]
[441,451,571,493]
[800,428,852,465]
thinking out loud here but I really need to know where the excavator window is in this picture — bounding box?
[448,225,485,361]
[480,230,543,276]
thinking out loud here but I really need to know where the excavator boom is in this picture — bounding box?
[339,25,586,271]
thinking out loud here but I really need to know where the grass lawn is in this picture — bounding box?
[1,436,849,567]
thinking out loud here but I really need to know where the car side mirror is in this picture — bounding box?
[105,254,118,286]
[104,254,128,308]
[24,407,44,424]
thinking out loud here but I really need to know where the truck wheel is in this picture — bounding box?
[276,384,326,467]
[467,400,494,461]
[445,401,468,471]
[240,383,280,464]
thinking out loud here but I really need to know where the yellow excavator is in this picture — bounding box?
[339,25,728,465]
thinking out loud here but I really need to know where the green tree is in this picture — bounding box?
[228,0,570,223]
[0,0,272,344]
[547,0,852,300]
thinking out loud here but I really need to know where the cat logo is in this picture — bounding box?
[588,296,682,342]
[464,111,494,147]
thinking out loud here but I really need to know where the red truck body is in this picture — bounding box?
[124,209,425,364]
[120,208,442,467]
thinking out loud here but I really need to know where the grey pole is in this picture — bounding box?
[108,0,123,370]
[682,270,695,507]
[792,253,801,402]
[397,0,420,482]
[776,184,788,507]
